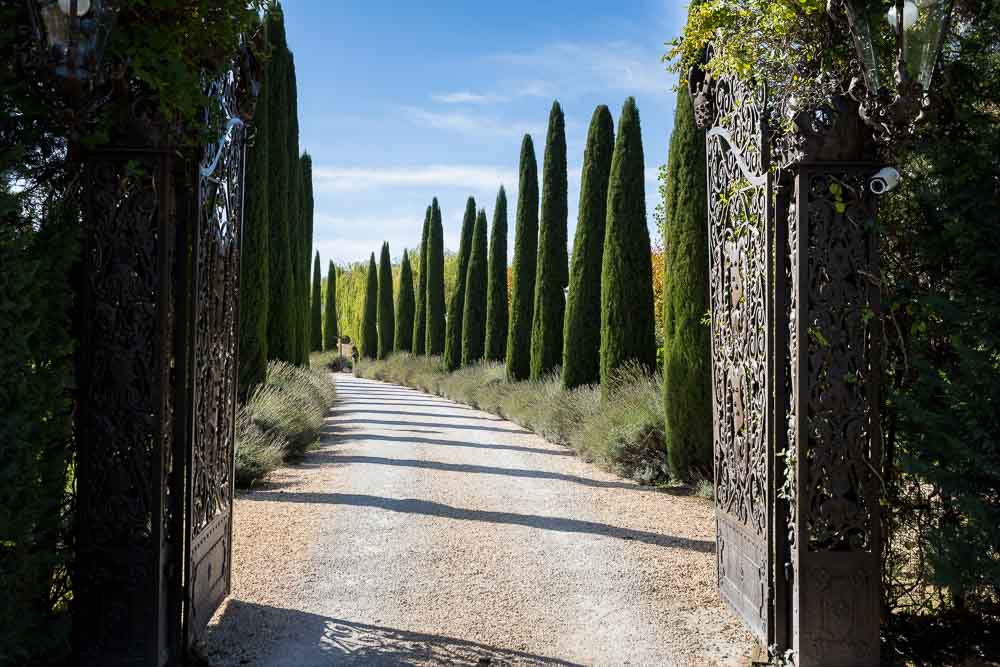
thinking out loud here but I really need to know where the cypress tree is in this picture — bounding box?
[301,153,315,360]
[663,74,712,478]
[530,101,569,380]
[287,54,303,365]
[310,252,323,352]
[238,36,270,395]
[324,260,338,351]
[377,242,395,359]
[563,105,615,389]
[601,97,656,386]
[462,209,489,366]
[505,135,538,381]
[484,186,508,362]
[264,7,294,363]
[444,197,476,371]
[425,199,446,355]
[360,252,378,360]
[412,206,431,354]
[395,250,415,352]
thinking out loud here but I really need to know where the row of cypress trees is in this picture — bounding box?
[352,94,709,478]
[237,4,317,396]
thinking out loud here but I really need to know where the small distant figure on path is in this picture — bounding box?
[351,345,359,369]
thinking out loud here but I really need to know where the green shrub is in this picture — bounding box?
[356,354,670,485]
[234,360,337,486]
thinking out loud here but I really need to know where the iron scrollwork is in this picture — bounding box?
[702,68,775,646]
[184,55,252,644]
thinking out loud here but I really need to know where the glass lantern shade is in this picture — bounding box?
[894,0,954,90]
[844,0,953,93]
[31,0,116,83]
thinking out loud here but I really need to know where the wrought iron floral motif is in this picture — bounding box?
[75,151,181,665]
[185,57,249,643]
[705,69,774,645]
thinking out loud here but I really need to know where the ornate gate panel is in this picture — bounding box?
[787,164,881,666]
[695,69,777,645]
[184,63,250,645]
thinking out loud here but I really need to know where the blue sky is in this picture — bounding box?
[283,0,690,265]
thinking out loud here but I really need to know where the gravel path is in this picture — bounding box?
[205,375,754,666]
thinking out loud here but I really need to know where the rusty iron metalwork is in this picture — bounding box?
[184,62,248,647]
[698,68,779,648]
[73,52,254,665]
[693,55,883,665]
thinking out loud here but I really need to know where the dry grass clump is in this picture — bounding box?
[355,355,670,485]
[234,360,337,487]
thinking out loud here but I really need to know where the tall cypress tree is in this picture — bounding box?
[484,186,508,362]
[265,7,294,363]
[412,206,431,354]
[601,97,656,386]
[286,54,303,365]
[506,135,538,381]
[663,73,712,478]
[310,252,323,352]
[395,250,415,352]
[324,260,338,351]
[530,101,569,380]
[444,197,476,371]
[301,153,315,360]
[462,209,489,366]
[238,34,270,395]
[426,199,446,355]
[360,252,378,360]
[377,242,395,359]
[563,105,615,389]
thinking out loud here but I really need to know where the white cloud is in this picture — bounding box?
[312,164,517,194]
[491,40,675,98]
[401,106,542,138]
[431,91,509,105]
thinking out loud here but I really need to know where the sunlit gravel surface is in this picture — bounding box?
[205,375,754,666]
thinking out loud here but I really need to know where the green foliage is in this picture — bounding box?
[235,360,337,487]
[601,98,656,387]
[462,209,489,365]
[0,212,77,665]
[377,242,395,360]
[485,187,509,362]
[412,206,431,354]
[506,135,539,381]
[333,260,368,344]
[444,197,476,371]
[426,199,447,355]
[395,250,416,352]
[877,2,1000,630]
[361,253,378,359]
[662,77,712,480]
[265,7,295,363]
[311,252,323,352]
[563,105,614,390]
[357,356,670,485]
[324,261,338,350]
[531,101,569,381]
[301,154,315,358]
[238,62,270,395]
[287,56,304,365]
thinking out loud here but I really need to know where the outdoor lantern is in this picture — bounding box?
[837,0,955,140]
[27,0,118,99]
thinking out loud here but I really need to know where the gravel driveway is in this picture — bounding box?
[205,375,754,666]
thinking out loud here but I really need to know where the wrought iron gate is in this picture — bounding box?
[694,66,778,647]
[184,60,250,647]
[74,53,254,666]
[692,56,883,666]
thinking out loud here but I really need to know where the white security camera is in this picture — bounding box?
[870,167,901,195]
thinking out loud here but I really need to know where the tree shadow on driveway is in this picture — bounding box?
[315,429,572,458]
[205,600,583,666]
[332,417,533,437]
[242,492,715,553]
